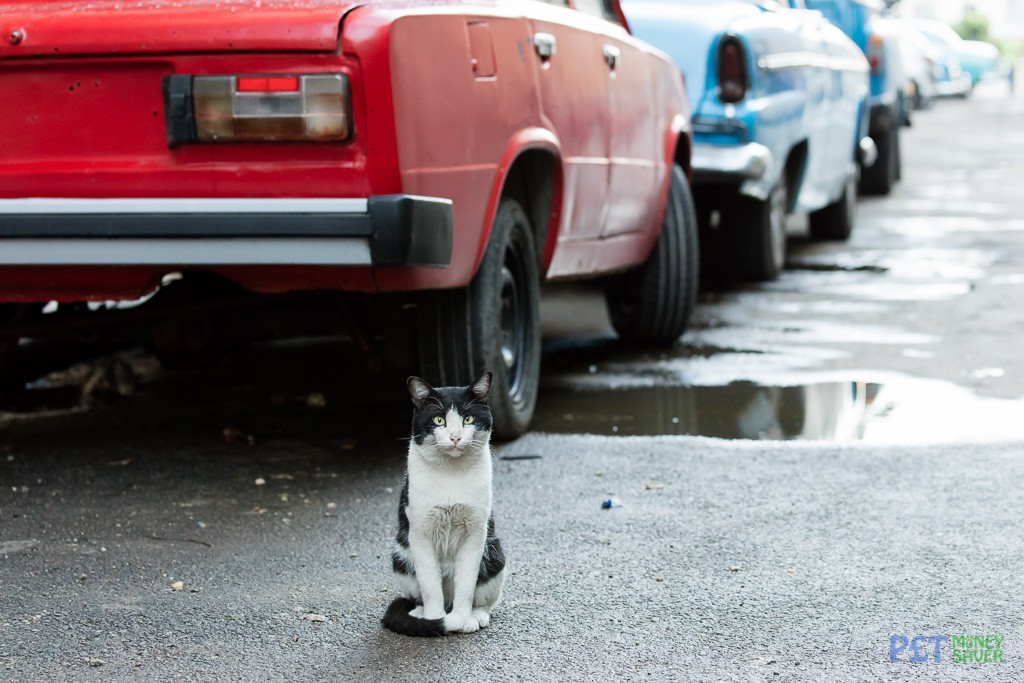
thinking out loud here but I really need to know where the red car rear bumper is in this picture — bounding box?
[0,194,451,268]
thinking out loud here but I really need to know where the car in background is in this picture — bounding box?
[0,0,698,437]
[931,51,973,99]
[894,21,940,110]
[804,0,908,195]
[623,0,872,282]
[959,40,1001,85]
[907,19,978,97]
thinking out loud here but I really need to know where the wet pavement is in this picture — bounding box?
[3,79,1024,681]
[536,77,1024,444]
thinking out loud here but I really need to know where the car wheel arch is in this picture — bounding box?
[672,129,693,182]
[480,132,563,279]
[783,139,809,214]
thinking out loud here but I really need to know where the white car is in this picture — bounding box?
[907,19,974,98]
[895,22,940,110]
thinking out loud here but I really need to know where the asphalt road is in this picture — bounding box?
[3,81,1024,682]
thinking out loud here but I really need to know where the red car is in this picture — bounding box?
[0,0,698,436]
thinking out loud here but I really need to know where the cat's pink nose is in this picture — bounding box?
[451,436,461,447]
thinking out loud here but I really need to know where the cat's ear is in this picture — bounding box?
[470,371,492,402]
[407,376,434,408]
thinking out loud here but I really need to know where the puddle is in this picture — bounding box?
[881,199,1007,216]
[534,380,874,440]
[533,373,1024,443]
[871,216,1024,235]
[773,248,996,303]
[787,262,888,274]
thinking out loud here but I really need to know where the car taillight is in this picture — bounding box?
[163,73,351,146]
[717,36,747,104]
[867,35,884,74]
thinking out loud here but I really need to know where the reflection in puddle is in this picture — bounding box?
[534,375,1024,443]
[534,380,877,440]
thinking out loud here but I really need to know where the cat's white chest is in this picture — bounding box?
[419,503,477,564]
[408,470,491,527]
[406,445,492,564]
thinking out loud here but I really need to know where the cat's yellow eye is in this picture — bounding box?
[463,416,474,425]
[432,416,445,426]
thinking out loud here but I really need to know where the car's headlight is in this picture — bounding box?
[163,73,351,146]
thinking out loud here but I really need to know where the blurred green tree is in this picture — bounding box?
[955,8,990,41]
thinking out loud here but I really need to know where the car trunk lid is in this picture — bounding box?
[0,0,361,58]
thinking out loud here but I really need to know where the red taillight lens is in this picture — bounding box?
[718,36,747,104]
[192,74,350,142]
[235,76,300,93]
[867,35,884,75]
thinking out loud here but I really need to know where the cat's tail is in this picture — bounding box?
[381,597,448,637]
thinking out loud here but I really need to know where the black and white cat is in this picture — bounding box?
[382,372,507,637]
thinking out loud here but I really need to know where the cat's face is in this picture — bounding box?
[407,373,492,458]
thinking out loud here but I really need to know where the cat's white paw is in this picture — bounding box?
[443,612,481,634]
[471,608,491,629]
[408,605,424,619]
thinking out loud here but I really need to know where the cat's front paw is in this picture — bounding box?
[443,611,481,634]
[409,605,424,619]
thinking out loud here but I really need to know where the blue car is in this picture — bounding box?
[909,19,993,95]
[803,0,908,195]
[624,0,873,281]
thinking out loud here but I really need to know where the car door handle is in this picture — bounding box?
[533,33,556,60]
[603,44,621,70]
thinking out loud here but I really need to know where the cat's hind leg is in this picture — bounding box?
[471,532,506,628]
[471,567,506,628]
[392,547,423,617]
[396,574,426,617]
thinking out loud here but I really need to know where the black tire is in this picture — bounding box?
[894,125,903,181]
[859,125,898,195]
[606,164,699,345]
[808,170,856,241]
[728,177,787,281]
[418,198,541,439]
[694,189,730,288]
[0,304,24,367]
[909,80,922,111]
